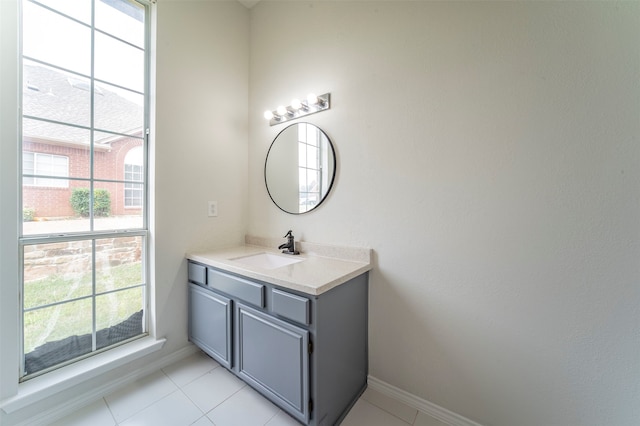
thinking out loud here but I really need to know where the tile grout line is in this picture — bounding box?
[170,362,248,421]
[162,362,221,392]
[176,386,207,417]
[107,369,178,425]
[158,353,225,422]
[172,357,293,426]
[102,396,119,426]
[203,383,248,418]
[410,407,419,425]
[168,366,222,420]
[374,406,414,425]
[262,407,281,426]
[361,393,416,426]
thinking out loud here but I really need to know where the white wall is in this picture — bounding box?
[153,0,249,354]
[0,1,249,424]
[248,2,640,426]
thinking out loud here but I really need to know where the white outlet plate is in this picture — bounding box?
[208,201,218,217]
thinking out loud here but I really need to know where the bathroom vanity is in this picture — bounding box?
[187,238,371,425]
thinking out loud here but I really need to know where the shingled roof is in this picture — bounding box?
[23,62,144,148]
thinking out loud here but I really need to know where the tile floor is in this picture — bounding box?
[49,351,448,426]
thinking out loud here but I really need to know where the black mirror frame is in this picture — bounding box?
[264,122,337,215]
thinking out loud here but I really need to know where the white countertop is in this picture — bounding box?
[187,241,372,296]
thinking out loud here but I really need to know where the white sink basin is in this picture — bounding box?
[231,252,305,269]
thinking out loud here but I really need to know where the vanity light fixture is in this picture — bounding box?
[290,98,305,111]
[263,92,330,126]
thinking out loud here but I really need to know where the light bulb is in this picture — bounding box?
[276,105,287,116]
[307,93,318,105]
[291,98,302,110]
[263,110,274,120]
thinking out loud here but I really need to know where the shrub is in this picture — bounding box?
[23,207,35,222]
[70,188,90,217]
[70,188,111,217]
[94,189,111,217]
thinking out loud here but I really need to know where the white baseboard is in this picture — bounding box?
[14,344,199,426]
[367,375,484,426]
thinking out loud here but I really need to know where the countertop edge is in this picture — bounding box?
[187,244,372,296]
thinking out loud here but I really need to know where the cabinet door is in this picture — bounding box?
[236,303,310,424]
[189,283,232,369]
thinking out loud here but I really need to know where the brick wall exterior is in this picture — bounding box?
[23,137,143,219]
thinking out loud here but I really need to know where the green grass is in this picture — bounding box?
[23,262,144,354]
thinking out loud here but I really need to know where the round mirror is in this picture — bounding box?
[265,123,336,214]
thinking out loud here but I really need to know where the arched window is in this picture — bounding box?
[124,146,143,208]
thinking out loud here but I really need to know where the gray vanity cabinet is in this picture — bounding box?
[236,303,310,423]
[188,283,232,369]
[187,260,368,426]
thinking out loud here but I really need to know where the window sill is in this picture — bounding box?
[1,336,166,414]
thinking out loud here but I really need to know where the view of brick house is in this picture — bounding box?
[22,63,144,219]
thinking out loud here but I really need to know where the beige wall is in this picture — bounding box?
[248,2,640,426]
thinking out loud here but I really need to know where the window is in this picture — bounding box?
[22,152,69,187]
[297,123,323,211]
[124,146,143,208]
[20,0,150,379]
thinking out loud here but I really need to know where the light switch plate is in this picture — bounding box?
[208,201,218,217]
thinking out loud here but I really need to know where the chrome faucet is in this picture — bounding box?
[278,230,300,255]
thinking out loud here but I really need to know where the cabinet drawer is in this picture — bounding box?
[188,262,207,285]
[208,268,264,307]
[272,289,310,326]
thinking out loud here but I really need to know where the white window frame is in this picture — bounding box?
[18,0,152,380]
